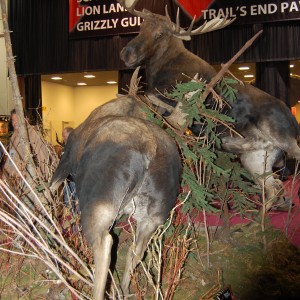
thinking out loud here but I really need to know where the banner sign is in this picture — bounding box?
[175,0,300,24]
[69,0,300,39]
[69,0,142,39]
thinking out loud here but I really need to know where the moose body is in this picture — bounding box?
[51,95,181,299]
[119,3,300,210]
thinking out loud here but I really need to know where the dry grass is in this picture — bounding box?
[1,193,300,300]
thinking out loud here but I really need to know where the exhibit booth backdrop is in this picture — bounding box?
[42,81,117,144]
[4,0,300,132]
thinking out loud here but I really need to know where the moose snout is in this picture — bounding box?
[120,46,138,67]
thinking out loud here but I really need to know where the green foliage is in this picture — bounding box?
[217,77,238,103]
[152,76,259,216]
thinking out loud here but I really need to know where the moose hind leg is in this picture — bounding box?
[121,218,163,295]
[93,230,113,300]
[81,203,115,300]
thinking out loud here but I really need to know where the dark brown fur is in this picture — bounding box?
[51,95,181,299]
[120,9,300,210]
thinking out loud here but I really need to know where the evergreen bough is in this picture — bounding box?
[147,76,259,216]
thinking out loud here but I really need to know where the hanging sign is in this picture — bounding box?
[69,0,142,39]
[175,0,300,24]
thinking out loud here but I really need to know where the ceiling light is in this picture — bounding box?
[244,74,254,78]
[77,82,87,86]
[238,66,250,70]
[51,76,62,80]
[107,81,117,84]
[84,74,96,78]
[290,64,294,68]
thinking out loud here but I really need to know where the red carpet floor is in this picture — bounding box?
[118,177,300,247]
[184,177,300,247]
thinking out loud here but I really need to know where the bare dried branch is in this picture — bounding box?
[160,31,263,135]
[201,30,263,101]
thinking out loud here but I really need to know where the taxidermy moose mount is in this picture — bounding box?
[118,0,300,212]
[51,69,181,300]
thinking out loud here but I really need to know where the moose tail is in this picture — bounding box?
[50,154,72,192]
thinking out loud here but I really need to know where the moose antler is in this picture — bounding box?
[117,0,146,18]
[118,1,234,39]
[166,7,235,41]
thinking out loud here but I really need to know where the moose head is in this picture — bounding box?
[118,0,235,91]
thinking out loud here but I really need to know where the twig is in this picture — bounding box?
[285,160,299,234]
[201,30,263,101]
[202,209,210,268]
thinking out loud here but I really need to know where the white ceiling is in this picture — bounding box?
[41,70,118,87]
[41,60,300,87]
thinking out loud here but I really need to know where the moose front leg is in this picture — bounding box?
[221,135,273,154]
[240,149,283,211]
